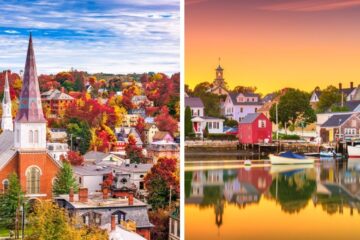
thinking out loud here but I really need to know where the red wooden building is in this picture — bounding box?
[238,113,272,144]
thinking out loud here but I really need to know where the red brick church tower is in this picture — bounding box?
[0,34,61,199]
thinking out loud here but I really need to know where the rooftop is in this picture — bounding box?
[185,97,204,108]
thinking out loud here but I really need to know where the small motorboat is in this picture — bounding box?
[269,151,315,165]
[244,160,251,166]
[319,151,342,158]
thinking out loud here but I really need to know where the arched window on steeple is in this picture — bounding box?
[29,130,34,143]
[26,166,41,194]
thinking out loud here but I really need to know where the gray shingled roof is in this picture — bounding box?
[83,151,111,162]
[343,101,360,111]
[229,93,263,106]
[240,113,261,124]
[185,97,204,108]
[0,131,17,170]
[321,114,353,127]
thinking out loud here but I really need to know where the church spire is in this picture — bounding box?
[15,33,46,123]
[14,34,47,151]
[1,71,13,131]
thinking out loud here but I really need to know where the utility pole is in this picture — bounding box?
[169,185,172,207]
[276,103,279,140]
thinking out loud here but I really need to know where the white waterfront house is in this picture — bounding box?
[185,96,224,136]
[223,92,263,122]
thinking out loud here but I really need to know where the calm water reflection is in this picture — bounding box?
[185,160,360,240]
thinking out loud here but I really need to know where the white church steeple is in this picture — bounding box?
[1,71,13,131]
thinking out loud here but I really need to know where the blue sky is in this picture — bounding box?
[0,0,180,74]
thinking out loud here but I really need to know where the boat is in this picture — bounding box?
[319,151,342,158]
[269,151,315,165]
[348,145,360,158]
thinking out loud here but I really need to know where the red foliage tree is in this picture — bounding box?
[65,96,117,128]
[135,117,145,136]
[155,106,178,136]
[38,74,60,92]
[66,151,84,166]
[102,173,114,189]
[125,135,145,164]
[145,73,173,107]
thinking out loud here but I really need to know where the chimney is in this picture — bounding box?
[61,87,65,93]
[102,188,109,200]
[78,188,88,203]
[128,193,134,206]
[339,83,342,90]
[69,187,74,202]
[350,82,354,89]
[94,145,97,152]
[111,215,116,231]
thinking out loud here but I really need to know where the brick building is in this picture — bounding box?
[0,34,61,198]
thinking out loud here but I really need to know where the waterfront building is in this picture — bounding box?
[223,92,263,122]
[191,116,224,136]
[238,113,272,144]
[185,97,204,117]
[319,112,360,143]
[0,34,61,198]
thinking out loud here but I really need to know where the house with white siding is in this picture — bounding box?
[223,93,263,122]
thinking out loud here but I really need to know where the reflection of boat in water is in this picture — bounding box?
[269,151,315,165]
[347,159,360,171]
[270,164,313,175]
[347,145,360,158]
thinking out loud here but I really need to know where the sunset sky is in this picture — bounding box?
[185,0,360,94]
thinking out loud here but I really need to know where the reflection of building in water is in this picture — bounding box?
[313,162,360,215]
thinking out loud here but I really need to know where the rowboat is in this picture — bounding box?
[269,151,315,165]
[347,145,360,158]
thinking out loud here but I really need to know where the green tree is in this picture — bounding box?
[224,118,238,127]
[317,85,341,113]
[203,123,209,139]
[269,89,316,131]
[66,120,91,154]
[0,173,25,229]
[185,106,193,136]
[53,161,78,196]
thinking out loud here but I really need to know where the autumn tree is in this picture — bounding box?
[26,201,108,240]
[155,106,178,136]
[125,135,145,164]
[0,173,25,229]
[66,151,84,166]
[145,73,173,107]
[144,158,179,210]
[148,208,170,240]
[53,161,78,196]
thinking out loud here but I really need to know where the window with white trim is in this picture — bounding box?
[258,120,266,128]
[26,167,40,194]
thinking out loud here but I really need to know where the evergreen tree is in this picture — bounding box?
[0,173,25,229]
[203,123,209,139]
[185,106,193,137]
[53,161,78,196]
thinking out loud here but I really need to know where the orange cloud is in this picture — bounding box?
[261,0,360,12]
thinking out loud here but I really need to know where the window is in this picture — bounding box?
[191,109,194,116]
[29,130,34,143]
[208,122,212,129]
[258,120,266,128]
[83,212,102,226]
[240,108,243,113]
[140,181,144,190]
[197,109,200,116]
[113,211,126,224]
[2,179,9,192]
[26,166,40,194]
[34,130,39,143]
[255,108,257,112]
